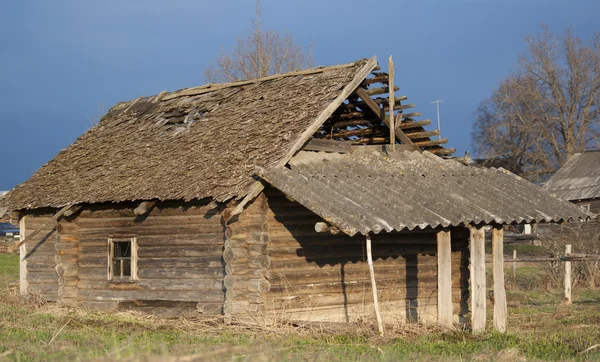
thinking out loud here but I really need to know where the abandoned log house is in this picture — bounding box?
[1,56,590,333]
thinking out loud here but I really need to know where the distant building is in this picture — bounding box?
[543,151,600,234]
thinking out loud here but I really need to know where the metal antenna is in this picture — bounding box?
[431,100,443,140]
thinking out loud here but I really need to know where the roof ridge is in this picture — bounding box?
[163,59,369,101]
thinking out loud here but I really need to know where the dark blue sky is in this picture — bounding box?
[1,0,598,190]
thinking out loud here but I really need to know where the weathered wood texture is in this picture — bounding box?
[21,213,59,301]
[263,189,469,324]
[223,193,271,322]
[25,201,227,316]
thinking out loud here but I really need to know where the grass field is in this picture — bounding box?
[1,253,599,361]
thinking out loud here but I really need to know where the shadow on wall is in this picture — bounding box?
[267,194,470,323]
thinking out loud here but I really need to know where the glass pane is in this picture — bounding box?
[112,260,120,277]
[114,241,131,258]
[122,259,131,277]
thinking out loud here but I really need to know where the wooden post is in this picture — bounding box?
[19,217,28,296]
[512,249,517,283]
[437,230,453,326]
[492,226,507,333]
[388,56,395,152]
[469,226,486,334]
[564,244,572,305]
[365,234,383,335]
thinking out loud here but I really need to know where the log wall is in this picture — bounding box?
[21,213,59,301]
[262,188,469,323]
[222,193,271,323]
[58,201,225,317]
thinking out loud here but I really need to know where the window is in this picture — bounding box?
[108,237,138,281]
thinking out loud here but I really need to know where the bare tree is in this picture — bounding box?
[204,0,313,83]
[472,26,600,182]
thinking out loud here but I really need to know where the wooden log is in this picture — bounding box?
[314,222,340,234]
[223,246,248,264]
[400,112,422,119]
[337,111,365,120]
[361,75,388,86]
[329,119,372,129]
[470,226,486,334]
[365,85,399,96]
[406,130,440,139]
[355,88,413,146]
[429,148,456,155]
[415,138,448,147]
[396,119,430,130]
[17,204,74,248]
[492,226,507,333]
[383,103,415,112]
[437,230,453,327]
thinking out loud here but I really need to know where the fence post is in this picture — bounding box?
[564,244,572,305]
[512,250,517,283]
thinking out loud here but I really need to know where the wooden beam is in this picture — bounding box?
[415,138,448,147]
[134,201,157,216]
[388,56,395,152]
[366,234,384,335]
[355,88,413,145]
[303,138,352,153]
[406,130,440,139]
[348,96,408,110]
[437,229,453,327]
[233,56,379,217]
[16,204,74,248]
[19,217,27,296]
[365,85,399,96]
[400,112,422,119]
[314,222,340,234]
[429,148,456,155]
[470,226,486,334]
[361,75,388,86]
[492,225,507,333]
[564,244,572,305]
[397,119,431,130]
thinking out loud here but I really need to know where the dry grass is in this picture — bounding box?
[1,253,600,361]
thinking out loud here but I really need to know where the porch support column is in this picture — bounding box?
[469,226,486,334]
[436,229,452,326]
[19,216,28,296]
[492,225,507,333]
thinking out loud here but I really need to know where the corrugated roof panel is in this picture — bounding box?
[259,150,592,236]
[544,151,600,201]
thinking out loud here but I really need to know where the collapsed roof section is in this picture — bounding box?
[257,149,592,236]
[2,56,456,211]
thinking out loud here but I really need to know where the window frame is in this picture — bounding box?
[107,236,138,282]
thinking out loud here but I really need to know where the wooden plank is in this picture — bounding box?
[564,244,572,305]
[232,57,379,216]
[437,230,452,327]
[134,201,157,216]
[302,138,352,153]
[388,56,395,151]
[469,226,486,334]
[355,88,414,145]
[366,234,383,335]
[492,226,507,333]
[19,217,28,296]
